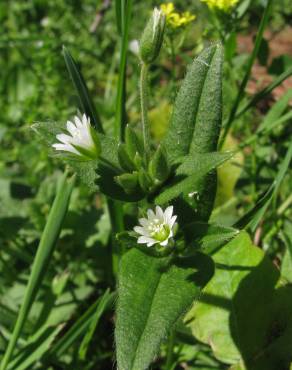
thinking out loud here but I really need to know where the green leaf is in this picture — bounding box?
[186,231,292,369]
[163,44,223,162]
[155,151,233,206]
[62,46,103,133]
[235,142,292,231]
[162,44,223,221]
[182,222,239,253]
[115,248,214,370]
[0,173,75,370]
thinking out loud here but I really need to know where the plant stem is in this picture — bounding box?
[140,62,151,161]
[219,0,274,149]
[107,199,124,277]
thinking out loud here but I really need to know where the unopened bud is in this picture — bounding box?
[139,8,166,64]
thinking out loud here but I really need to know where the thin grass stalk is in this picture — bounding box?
[219,0,274,149]
[114,0,133,140]
[0,172,75,370]
[110,0,133,275]
[234,66,292,119]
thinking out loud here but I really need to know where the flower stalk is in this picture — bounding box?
[140,62,151,162]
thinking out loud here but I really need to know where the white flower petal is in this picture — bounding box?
[155,206,164,220]
[66,121,77,135]
[139,218,151,229]
[147,209,155,220]
[169,215,177,228]
[138,236,156,245]
[52,143,79,155]
[164,206,173,222]
[147,241,157,247]
[56,133,72,145]
[74,116,83,128]
[134,226,148,236]
[160,238,169,247]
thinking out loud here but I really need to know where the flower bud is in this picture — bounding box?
[118,144,136,172]
[139,8,166,64]
[148,145,170,183]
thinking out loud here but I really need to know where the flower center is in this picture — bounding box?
[148,219,170,242]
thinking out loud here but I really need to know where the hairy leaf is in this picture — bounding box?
[115,248,214,370]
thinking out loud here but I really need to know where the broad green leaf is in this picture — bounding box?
[155,151,233,206]
[162,44,223,221]
[176,151,234,177]
[63,46,103,133]
[115,248,214,370]
[235,142,292,231]
[182,222,239,254]
[163,44,223,162]
[186,232,292,369]
[0,173,75,370]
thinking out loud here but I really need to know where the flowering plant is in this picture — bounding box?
[2,1,292,370]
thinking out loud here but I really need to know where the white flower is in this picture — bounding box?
[52,114,100,159]
[134,206,177,247]
[129,39,140,55]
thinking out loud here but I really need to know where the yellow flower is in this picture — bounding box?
[160,2,175,16]
[160,2,196,29]
[201,0,239,12]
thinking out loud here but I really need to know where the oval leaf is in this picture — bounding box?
[115,248,214,370]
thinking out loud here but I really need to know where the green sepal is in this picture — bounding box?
[90,126,102,155]
[134,152,143,168]
[138,168,153,193]
[148,145,170,183]
[115,172,140,195]
[118,143,136,172]
[71,144,99,161]
[125,125,144,158]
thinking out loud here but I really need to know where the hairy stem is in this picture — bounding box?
[140,62,151,161]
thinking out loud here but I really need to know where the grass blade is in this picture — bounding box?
[63,46,103,133]
[78,289,113,360]
[219,0,274,148]
[46,292,115,360]
[114,0,122,35]
[114,0,133,140]
[7,326,62,370]
[234,142,292,231]
[0,172,75,370]
[235,67,292,119]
